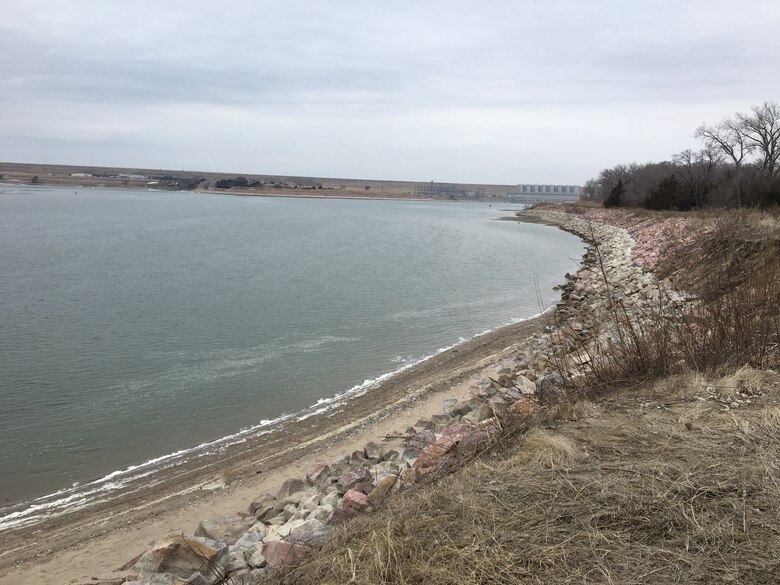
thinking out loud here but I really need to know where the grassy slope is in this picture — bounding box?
[274,368,780,585]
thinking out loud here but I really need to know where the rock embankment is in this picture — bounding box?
[99,208,691,585]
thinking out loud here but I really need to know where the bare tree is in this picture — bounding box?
[592,163,638,201]
[581,178,598,199]
[673,146,722,208]
[695,118,752,207]
[738,101,780,178]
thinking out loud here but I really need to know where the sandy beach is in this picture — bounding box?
[0,298,556,585]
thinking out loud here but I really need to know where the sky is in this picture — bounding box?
[1,1,779,185]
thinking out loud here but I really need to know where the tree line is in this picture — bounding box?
[587,101,780,209]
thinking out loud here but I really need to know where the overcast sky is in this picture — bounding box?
[1,1,779,184]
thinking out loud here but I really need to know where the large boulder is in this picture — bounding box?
[245,543,267,568]
[457,430,493,455]
[461,403,492,424]
[336,466,372,494]
[248,494,276,520]
[367,475,398,507]
[132,534,228,585]
[305,463,331,484]
[537,373,568,405]
[508,397,535,417]
[262,540,310,572]
[404,429,436,451]
[363,441,385,460]
[288,518,333,546]
[515,375,536,395]
[412,425,475,470]
[194,514,253,545]
[342,489,371,514]
[413,439,453,470]
[441,423,476,443]
[277,478,306,499]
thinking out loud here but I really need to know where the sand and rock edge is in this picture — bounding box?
[85,208,689,585]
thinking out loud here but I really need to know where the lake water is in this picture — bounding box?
[0,186,584,525]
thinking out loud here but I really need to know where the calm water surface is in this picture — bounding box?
[0,186,584,514]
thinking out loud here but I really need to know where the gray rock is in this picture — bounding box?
[133,534,228,585]
[281,503,298,520]
[515,375,536,395]
[248,494,276,520]
[300,492,321,512]
[405,429,436,451]
[429,414,452,426]
[195,514,253,545]
[349,449,368,466]
[229,569,268,585]
[461,403,491,424]
[446,401,473,418]
[225,548,249,573]
[364,441,385,460]
[310,504,334,523]
[281,487,318,507]
[320,492,339,508]
[370,461,400,483]
[402,448,420,466]
[383,449,400,462]
[245,544,267,569]
[267,514,287,526]
[276,478,306,499]
[288,518,333,546]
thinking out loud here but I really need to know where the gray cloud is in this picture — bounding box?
[1,0,779,183]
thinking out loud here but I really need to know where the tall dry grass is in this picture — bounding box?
[268,370,780,585]
[563,215,779,389]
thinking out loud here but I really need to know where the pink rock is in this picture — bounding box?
[337,466,372,493]
[413,439,453,469]
[414,423,483,470]
[262,540,310,572]
[457,430,493,455]
[305,462,330,484]
[441,423,476,443]
[342,489,371,514]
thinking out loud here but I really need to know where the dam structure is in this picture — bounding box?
[508,184,582,204]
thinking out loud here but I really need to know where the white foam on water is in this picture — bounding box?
[0,309,550,533]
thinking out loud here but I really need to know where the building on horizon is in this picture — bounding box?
[507,184,582,203]
[415,182,485,199]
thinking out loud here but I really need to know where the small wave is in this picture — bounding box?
[108,335,359,397]
[0,312,548,533]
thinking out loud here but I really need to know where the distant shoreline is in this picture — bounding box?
[0,161,518,201]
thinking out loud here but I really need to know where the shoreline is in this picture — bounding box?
[0,182,503,205]
[0,309,546,523]
[0,306,557,584]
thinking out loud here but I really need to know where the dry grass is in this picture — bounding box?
[270,369,780,584]
[564,215,780,389]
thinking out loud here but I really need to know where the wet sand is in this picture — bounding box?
[0,309,553,584]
